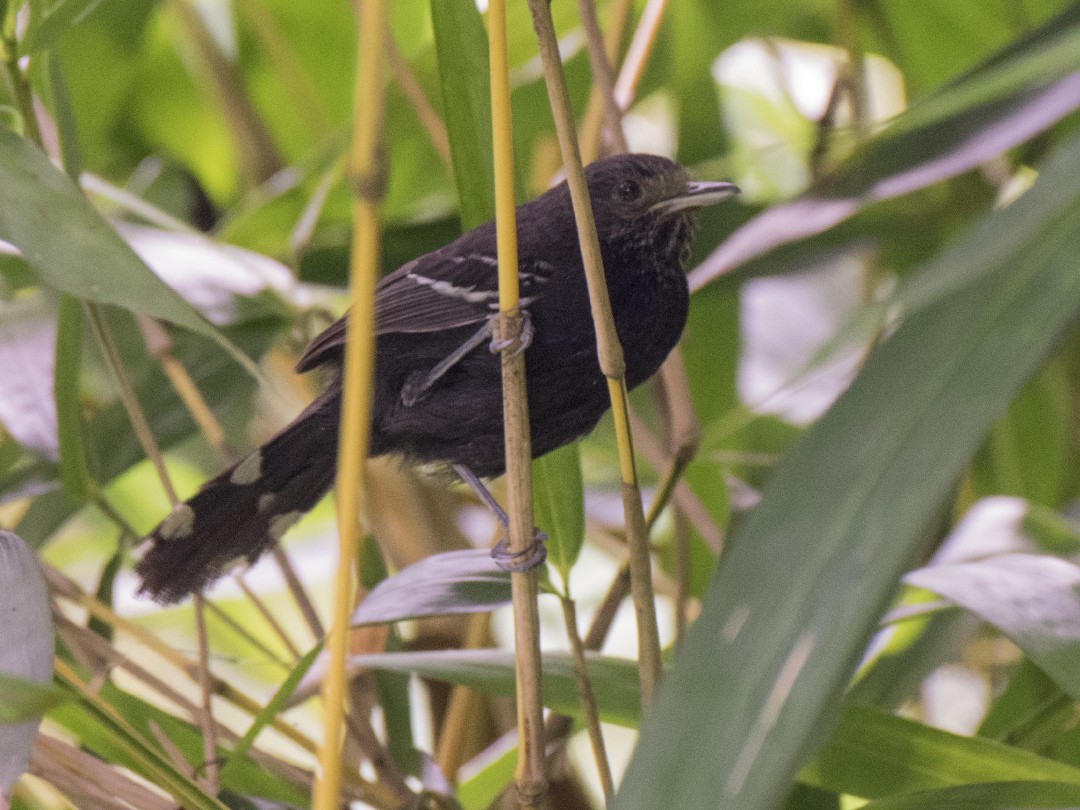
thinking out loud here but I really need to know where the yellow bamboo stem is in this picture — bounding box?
[312,0,386,804]
[489,0,547,804]
[524,0,663,708]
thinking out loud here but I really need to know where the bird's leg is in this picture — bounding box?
[401,321,494,407]
[453,463,547,572]
[488,308,534,355]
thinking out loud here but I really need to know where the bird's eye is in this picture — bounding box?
[615,179,643,203]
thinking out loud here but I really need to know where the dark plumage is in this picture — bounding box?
[137,153,738,603]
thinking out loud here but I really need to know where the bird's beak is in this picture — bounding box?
[649,180,740,215]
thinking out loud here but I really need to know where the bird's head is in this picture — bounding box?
[583,153,738,269]
[585,153,738,222]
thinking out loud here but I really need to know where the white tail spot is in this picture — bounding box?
[158,503,195,540]
[230,451,263,485]
[268,511,304,541]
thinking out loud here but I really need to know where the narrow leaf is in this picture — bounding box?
[532,441,584,581]
[804,705,1080,799]
[692,51,1080,286]
[220,641,324,780]
[352,649,641,727]
[860,781,1080,810]
[429,0,495,229]
[350,550,513,626]
[54,294,91,498]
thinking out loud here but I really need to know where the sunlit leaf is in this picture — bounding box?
[804,705,1080,798]
[907,554,1080,702]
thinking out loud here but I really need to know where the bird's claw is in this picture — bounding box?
[491,526,548,573]
[489,310,534,356]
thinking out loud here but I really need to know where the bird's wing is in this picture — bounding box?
[296,248,549,373]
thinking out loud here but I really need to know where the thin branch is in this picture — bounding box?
[561,597,614,800]
[137,315,229,458]
[613,0,671,112]
[203,599,292,668]
[385,28,452,167]
[580,0,632,161]
[84,303,177,505]
[524,0,663,708]
[436,612,490,783]
[271,546,326,640]
[233,0,332,140]
[166,0,283,185]
[192,595,220,793]
[576,0,628,154]
[234,574,303,659]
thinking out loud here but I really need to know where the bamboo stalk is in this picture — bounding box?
[311,0,387,803]
[489,0,547,804]
[524,0,663,709]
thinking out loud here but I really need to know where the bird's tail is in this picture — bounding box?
[136,387,341,604]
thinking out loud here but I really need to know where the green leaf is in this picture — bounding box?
[51,679,303,807]
[860,781,1080,810]
[41,52,83,180]
[429,0,495,229]
[532,441,584,582]
[804,705,1080,799]
[219,640,323,781]
[0,130,257,376]
[613,129,1080,810]
[970,364,1071,506]
[54,294,91,499]
[1022,503,1080,556]
[0,672,66,723]
[20,0,107,54]
[54,673,231,810]
[693,27,1080,287]
[978,657,1064,743]
[352,649,641,727]
[457,738,517,810]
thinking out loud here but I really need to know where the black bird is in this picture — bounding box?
[137,153,738,603]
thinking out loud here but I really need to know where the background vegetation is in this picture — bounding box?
[1,0,1080,807]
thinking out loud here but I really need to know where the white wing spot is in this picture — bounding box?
[408,272,498,303]
[229,451,263,486]
[268,510,304,541]
[158,503,195,540]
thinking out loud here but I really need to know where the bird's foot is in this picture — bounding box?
[492,527,548,573]
[488,309,533,356]
[453,463,547,573]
